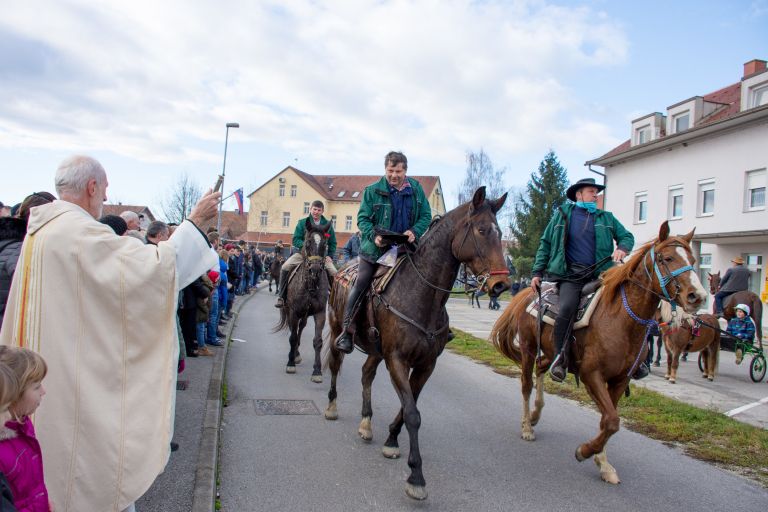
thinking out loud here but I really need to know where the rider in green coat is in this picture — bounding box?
[335,151,432,353]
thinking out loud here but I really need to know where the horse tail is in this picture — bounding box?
[751,299,763,343]
[272,305,289,333]
[491,288,533,363]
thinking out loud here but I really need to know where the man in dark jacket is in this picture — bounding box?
[341,231,361,263]
[335,151,432,353]
[531,178,641,382]
[715,257,751,315]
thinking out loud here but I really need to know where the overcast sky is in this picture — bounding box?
[2,0,766,217]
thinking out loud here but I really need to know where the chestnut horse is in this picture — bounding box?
[658,302,720,383]
[491,222,707,484]
[322,187,509,500]
[273,219,331,381]
[707,271,762,342]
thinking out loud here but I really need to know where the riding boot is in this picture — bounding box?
[334,275,370,354]
[549,317,571,382]
[274,269,290,308]
[632,362,650,380]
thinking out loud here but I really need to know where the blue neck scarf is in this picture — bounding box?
[575,201,597,214]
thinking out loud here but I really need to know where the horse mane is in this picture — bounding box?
[599,239,654,305]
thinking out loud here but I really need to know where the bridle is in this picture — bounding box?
[642,243,695,316]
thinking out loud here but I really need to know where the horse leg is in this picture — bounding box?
[519,344,537,441]
[670,349,680,384]
[358,355,382,441]
[664,339,673,380]
[384,359,433,500]
[654,336,662,366]
[529,371,546,427]
[286,316,298,374]
[294,315,307,365]
[310,311,325,383]
[575,373,622,484]
[324,347,343,420]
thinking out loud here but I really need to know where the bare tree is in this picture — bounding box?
[457,149,512,235]
[160,173,202,224]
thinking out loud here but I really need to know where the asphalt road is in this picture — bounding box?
[447,297,768,429]
[219,291,766,511]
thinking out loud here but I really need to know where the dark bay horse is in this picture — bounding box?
[658,302,720,383]
[322,187,509,500]
[707,271,762,341]
[267,254,285,293]
[491,222,707,484]
[274,219,330,382]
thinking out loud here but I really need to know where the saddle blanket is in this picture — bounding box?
[525,281,603,330]
[334,256,406,294]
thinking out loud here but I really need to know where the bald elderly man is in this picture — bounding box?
[120,210,141,231]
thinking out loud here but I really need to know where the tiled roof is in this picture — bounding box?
[198,210,247,240]
[249,167,440,203]
[235,230,354,257]
[102,204,156,220]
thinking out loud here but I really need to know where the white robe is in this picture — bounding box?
[0,200,217,511]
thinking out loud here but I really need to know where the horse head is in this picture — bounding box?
[302,218,331,285]
[647,221,707,314]
[707,270,720,294]
[451,186,510,297]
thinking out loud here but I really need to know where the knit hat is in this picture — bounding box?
[207,270,220,283]
[224,243,235,250]
[734,303,750,316]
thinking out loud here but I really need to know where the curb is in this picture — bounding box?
[190,286,261,512]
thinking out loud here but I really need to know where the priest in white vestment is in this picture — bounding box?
[0,156,221,512]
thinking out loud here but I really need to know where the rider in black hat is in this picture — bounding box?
[531,178,646,382]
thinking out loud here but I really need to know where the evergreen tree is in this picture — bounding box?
[510,150,569,258]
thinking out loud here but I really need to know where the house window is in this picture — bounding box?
[337,191,346,198]
[345,215,353,231]
[674,112,690,133]
[303,202,310,215]
[635,125,650,145]
[634,192,647,224]
[290,185,297,197]
[352,191,360,198]
[699,253,712,310]
[260,211,268,227]
[668,186,683,220]
[279,184,285,197]
[744,254,763,296]
[751,84,768,108]
[330,215,337,229]
[697,179,715,216]
[746,169,766,210]
[282,212,290,227]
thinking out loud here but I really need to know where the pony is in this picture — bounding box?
[491,222,707,484]
[273,219,331,382]
[658,302,720,383]
[322,187,509,500]
[267,253,285,294]
[707,271,763,342]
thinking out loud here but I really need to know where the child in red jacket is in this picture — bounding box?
[0,347,51,512]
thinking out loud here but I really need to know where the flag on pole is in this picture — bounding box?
[234,188,244,215]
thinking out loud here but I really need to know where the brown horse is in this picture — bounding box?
[658,302,720,383]
[267,253,285,294]
[322,187,509,500]
[491,221,707,484]
[707,271,763,341]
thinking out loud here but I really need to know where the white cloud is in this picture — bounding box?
[0,0,628,168]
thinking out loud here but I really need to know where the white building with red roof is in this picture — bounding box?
[587,58,768,314]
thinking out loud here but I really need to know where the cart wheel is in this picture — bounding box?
[697,353,704,373]
[749,354,766,383]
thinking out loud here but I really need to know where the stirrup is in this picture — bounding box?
[335,331,354,354]
[548,354,567,383]
[631,362,650,380]
[275,297,285,308]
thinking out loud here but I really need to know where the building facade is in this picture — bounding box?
[243,166,446,257]
[587,59,768,325]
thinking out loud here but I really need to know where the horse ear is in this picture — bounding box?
[305,217,312,231]
[490,192,508,214]
[471,187,486,211]
[321,221,331,233]
[658,221,670,242]
[681,228,695,243]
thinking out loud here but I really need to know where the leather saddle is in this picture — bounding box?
[526,279,603,329]
[333,255,406,294]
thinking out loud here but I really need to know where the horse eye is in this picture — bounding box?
[664,256,673,262]
[478,229,485,235]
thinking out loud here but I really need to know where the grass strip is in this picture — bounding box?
[446,328,768,486]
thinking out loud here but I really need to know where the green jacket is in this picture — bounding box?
[292,215,337,258]
[532,202,634,279]
[358,177,432,260]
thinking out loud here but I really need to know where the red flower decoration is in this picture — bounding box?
[324,233,331,238]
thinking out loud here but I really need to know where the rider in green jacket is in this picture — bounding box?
[531,178,647,382]
[334,151,432,353]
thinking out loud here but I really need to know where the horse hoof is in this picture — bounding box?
[601,471,621,485]
[324,408,338,421]
[708,377,714,382]
[653,362,660,367]
[382,445,400,459]
[310,374,323,383]
[664,374,669,380]
[669,379,676,384]
[575,447,587,462]
[521,429,536,442]
[358,418,373,441]
[285,366,296,374]
[294,355,302,364]
[405,483,428,501]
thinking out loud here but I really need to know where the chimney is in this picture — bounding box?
[743,59,767,78]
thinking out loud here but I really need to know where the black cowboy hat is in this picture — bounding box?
[566,178,605,202]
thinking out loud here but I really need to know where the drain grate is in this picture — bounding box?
[176,380,189,391]
[253,399,320,415]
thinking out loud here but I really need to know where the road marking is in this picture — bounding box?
[232,338,248,343]
[725,396,768,417]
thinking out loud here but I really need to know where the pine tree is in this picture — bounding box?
[510,150,569,258]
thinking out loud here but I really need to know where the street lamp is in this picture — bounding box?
[217,122,240,232]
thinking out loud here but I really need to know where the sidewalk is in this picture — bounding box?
[136,283,261,512]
